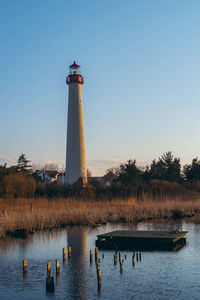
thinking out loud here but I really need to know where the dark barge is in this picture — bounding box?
[96,230,188,251]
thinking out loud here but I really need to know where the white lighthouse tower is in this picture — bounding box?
[65,61,87,185]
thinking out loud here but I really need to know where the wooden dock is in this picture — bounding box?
[96,230,188,251]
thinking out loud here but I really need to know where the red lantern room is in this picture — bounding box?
[66,61,84,85]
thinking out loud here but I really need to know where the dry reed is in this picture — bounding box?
[0,197,199,238]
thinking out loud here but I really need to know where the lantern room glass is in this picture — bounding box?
[69,67,81,75]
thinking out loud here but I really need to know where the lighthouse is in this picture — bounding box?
[65,61,87,185]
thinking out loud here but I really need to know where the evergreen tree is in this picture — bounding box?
[16,154,32,174]
[145,152,181,182]
[183,158,200,181]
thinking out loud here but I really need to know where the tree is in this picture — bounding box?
[161,152,181,182]
[44,163,59,171]
[183,158,200,181]
[118,159,142,185]
[0,164,8,197]
[16,154,32,174]
[104,166,120,184]
[145,152,181,182]
[4,172,36,198]
[104,160,142,186]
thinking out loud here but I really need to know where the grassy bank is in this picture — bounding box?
[0,197,200,238]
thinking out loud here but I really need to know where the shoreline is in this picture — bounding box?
[0,197,200,239]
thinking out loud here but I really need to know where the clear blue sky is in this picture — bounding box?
[0,0,200,175]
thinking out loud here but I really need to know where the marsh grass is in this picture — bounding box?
[0,197,200,238]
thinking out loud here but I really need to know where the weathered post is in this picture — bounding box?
[68,246,71,259]
[95,247,98,262]
[23,259,27,273]
[47,262,51,277]
[96,261,100,273]
[63,247,66,264]
[97,269,101,284]
[114,253,117,265]
[56,259,59,273]
[90,250,93,264]
[132,254,135,266]
[120,261,123,273]
[63,247,66,257]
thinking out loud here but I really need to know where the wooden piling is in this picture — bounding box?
[132,254,135,264]
[56,259,59,273]
[136,252,138,261]
[97,269,101,284]
[96,261,100,271]
[114,253,117,265]
[68,246,71,258]
[95,247,98,261]
[125,254,127,259]
[47,262,51,277]
[63,247,66,264]
[119,252,121,262]
[23,259,27,272]
[90,250,93,263]
[139,252,141,261]
[102,254,104,258]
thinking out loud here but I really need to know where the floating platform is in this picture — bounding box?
[96,230,188,251]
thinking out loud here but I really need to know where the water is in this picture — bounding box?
[0,219,200,300]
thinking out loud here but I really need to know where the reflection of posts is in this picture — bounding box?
[46,261,55,293]
[46,277,55,294]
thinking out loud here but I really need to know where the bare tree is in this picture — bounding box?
[44,163,59,171]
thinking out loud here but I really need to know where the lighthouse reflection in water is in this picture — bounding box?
[66,227,88,299]
[0,222,200,300]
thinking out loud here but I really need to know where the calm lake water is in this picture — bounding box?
[0,219,200,300]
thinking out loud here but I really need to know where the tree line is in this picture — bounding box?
[105,151,200,183]
[1,152,200,199]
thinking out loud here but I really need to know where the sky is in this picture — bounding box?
[0,0,200,175]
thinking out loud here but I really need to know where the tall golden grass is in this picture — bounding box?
[0,197,199,238]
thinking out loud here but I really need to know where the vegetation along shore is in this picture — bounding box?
[0,197,200,239]
[1,151,200,238]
